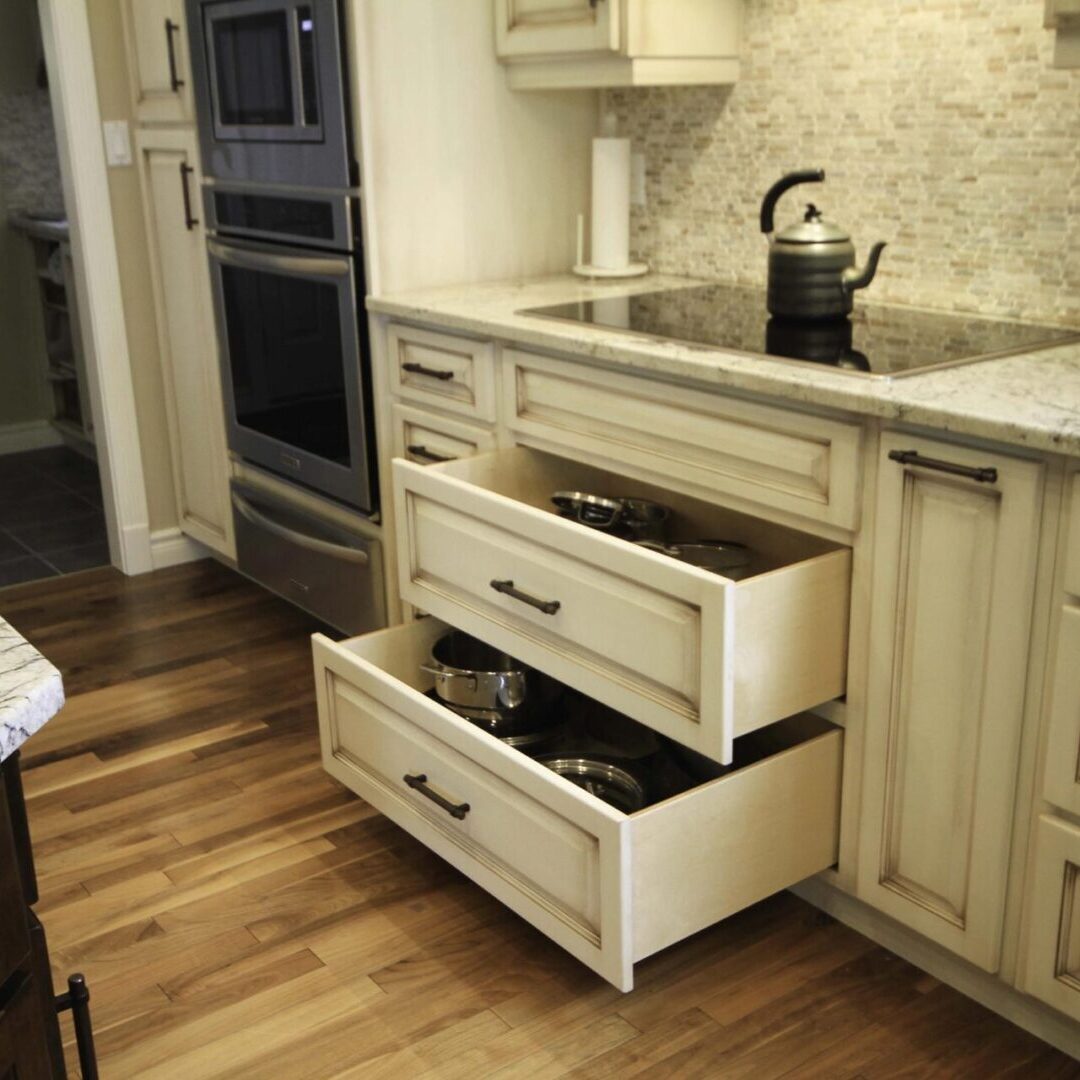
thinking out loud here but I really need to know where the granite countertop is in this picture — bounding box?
[368,274,1080,458]
[0,617,64,763]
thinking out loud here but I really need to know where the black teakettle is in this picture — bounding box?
[760,169,886,320]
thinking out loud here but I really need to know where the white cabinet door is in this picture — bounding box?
[137,129,234,558]
[122,0,194,125]
[494,0,620,58]
[857,433,1043,972]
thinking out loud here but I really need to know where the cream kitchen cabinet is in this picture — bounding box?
[136,128,234,559]
[121,0,194,125]
[494,0,742,89]
[390,403,498,467]
[857,433,1044,973]
[314,617,842,991]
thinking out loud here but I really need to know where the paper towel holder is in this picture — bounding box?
[572,213,649,279]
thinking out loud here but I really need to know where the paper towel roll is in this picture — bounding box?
[591,137,631,271]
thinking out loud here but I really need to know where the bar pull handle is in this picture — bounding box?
[402,361,455,381]
[403,774,470,820]
[406,444,454,464]
[165,19,185,93]
[888,449,998,485]
[490,579,561,616]
[179,163,198,231]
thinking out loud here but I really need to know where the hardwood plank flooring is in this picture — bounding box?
[2,560,1075,1078]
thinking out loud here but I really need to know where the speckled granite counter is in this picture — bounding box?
[0,617,64,762]
[368,275,1080,458]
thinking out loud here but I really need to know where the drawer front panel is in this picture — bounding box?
[390,403,497,466]
[503,349,862,530]
[387,324,496,420]
[1022,814,1080,1024]
[312,621,631,989]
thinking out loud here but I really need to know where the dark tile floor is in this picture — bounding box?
[0,446,110,587]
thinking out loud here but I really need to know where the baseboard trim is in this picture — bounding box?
[793,877,1080,1061]
[0,420,64,456]
[150,527,210,570]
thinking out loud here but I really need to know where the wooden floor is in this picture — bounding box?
[3,560,1076,1079]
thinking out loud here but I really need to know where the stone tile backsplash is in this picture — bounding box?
[0,90,63,215]
[609,0,1080,327]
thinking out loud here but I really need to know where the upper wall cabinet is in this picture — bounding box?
[494,0,742,90]
[1046,0,1080,67]
[121,0,195,125]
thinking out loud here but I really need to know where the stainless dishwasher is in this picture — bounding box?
[231,480,386,635]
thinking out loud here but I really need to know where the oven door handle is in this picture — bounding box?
[207,238,351,278]
[232,491,369,565]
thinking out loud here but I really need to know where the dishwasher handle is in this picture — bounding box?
[231,490,369,565]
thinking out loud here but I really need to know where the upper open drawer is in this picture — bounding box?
[392,446,851,763]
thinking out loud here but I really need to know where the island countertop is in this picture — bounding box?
[368,274,1080,458]
[0,616,65,762]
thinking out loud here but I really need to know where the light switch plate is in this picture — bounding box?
[102,120,132,167]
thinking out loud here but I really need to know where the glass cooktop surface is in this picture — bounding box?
[522,284,1080,379]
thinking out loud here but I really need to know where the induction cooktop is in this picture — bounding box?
[522,283,1080,379]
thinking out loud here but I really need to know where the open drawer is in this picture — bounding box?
[313,618,843,991]
[392,446,851,763]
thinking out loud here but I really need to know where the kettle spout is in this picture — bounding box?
[841,241,887,295]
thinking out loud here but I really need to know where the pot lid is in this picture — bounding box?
[776,203,851,244]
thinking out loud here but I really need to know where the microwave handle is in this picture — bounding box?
[207,238,351,278]
[232,490,369,565]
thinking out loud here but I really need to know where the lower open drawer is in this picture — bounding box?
[313,618,843,991]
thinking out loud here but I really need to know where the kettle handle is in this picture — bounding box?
[760,169,826,235]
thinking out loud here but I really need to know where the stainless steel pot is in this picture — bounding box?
[537,755,647,813]
[635,539,754,580]
[552,492,670,542]
[423,631,534,712]
[761,169,886,320]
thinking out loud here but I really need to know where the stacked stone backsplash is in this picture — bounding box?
[608,0,1080,327]
[0,89,63,214]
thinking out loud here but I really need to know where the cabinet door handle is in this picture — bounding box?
[403,774,470,820]
[165,19,185,92]
[490,579,561,616]
[179,163,198,231]
[402,361,455,381]
[888,449,998,485]
[406,444,454,464]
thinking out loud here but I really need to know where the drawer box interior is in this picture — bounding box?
[314,617,843,990]
[394,446,851,761]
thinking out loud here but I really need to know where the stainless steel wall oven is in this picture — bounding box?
[206,188,376,513]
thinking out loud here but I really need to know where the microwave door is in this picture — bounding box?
[203,0,322,144]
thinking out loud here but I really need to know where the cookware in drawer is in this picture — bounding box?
[312,618,843,992]
[387,323,496,421]
[390,403,497,466]
[392,446,851,764]
[502,349,863,531]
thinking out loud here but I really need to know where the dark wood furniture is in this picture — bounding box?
[1,751,77,1079]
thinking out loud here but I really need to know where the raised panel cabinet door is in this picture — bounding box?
[856,433,1043,972]
[1043,606,1080,816]
[138,130,235,558]
[494,0,621,57]
[122,0,193,124]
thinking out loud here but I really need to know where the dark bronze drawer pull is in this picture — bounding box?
[406,443,454,464]
[179,163,198,231]
[490,579,561,616]
[888,449,998,485]
[402,361,455,381]
[403,773,470,820]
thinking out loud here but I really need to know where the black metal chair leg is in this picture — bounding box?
[56,973,98,1080]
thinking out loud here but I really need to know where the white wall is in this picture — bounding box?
[353,0,596,295]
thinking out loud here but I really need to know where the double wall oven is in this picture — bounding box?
[187,0,383,634]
